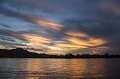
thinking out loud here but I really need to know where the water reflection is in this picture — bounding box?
[0,58,120,79]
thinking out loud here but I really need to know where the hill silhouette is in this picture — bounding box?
[0,48,120,58]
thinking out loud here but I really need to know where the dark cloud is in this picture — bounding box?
[0,0,120,54]
[1,23,11,28]
[62,14,120,48]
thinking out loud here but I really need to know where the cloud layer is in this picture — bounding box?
[0,0,120,54]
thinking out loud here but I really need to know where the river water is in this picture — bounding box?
[0,58,120,79]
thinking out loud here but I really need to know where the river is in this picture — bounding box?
[0,58,120,79]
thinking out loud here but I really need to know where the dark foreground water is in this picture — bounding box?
[0,58,120,79]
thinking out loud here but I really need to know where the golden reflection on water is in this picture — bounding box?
[21,59,107,79]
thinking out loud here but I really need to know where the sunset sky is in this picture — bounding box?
[0,0,120,54]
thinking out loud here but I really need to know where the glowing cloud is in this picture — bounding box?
[1,0,120,54]
[52,31,107,52]
[33,18,63,30]
[66,31,88,37]
[11,33,49,48]
[21,34,51,44]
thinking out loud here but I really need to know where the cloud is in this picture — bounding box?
[61,16,120,52]
[31,17,63,30]
[0,0,120,54]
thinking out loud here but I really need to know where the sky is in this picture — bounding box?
[0,0,120,54]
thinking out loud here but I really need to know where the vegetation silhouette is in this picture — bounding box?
[0,48,120,58]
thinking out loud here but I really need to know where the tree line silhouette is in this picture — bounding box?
[0,48,120,58]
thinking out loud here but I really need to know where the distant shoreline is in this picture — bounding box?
[0,48,120,58]
[0,57,120,58]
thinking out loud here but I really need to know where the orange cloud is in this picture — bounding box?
[55,31,107,52]
[12,33,68,54]
[66,31,106,46]
[66,31,88,37]
[21,34,51,44]
[32,18,63,30]
[55,43,86,50]
[11,31,106,54]
[13,33,51,50]
[20,32,106,54]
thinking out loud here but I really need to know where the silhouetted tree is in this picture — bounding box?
[0,48,120,58]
